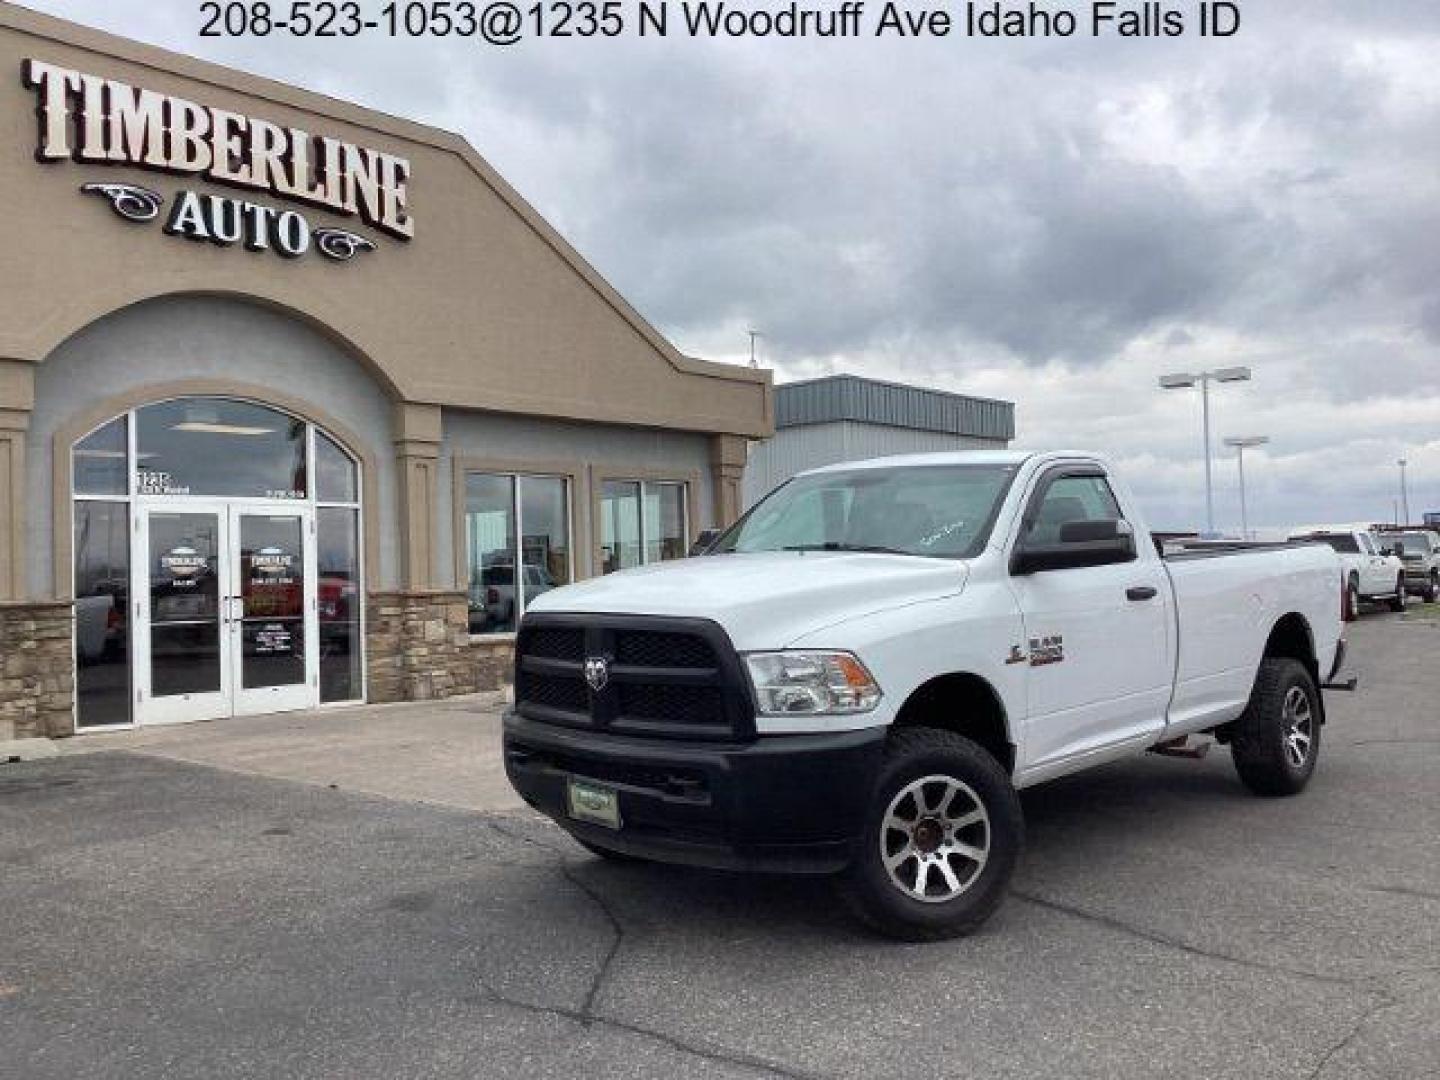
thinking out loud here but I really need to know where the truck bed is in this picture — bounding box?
[1161,543,1342,737]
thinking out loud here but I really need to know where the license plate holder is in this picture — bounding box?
[567,778,621,830]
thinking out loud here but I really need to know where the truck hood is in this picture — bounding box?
[528,552,968,650]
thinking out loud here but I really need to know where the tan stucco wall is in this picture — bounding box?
[0,2,772,439]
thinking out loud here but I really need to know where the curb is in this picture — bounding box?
[0,738,61,763]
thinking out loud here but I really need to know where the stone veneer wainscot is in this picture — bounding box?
[365,591,511,703]
[0,601,74,739]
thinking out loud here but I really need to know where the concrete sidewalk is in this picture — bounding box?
[57,692,527,814]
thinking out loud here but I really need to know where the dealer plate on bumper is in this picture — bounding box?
[567,778,621,830]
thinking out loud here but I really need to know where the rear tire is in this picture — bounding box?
[1389,576,1407,612]
[1230,658,1321,797]
[1345,577,1360,621]
[1424,574,1438,604]
[839,728,1022,941]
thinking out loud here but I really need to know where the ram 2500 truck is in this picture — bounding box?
[504,451,1348,939]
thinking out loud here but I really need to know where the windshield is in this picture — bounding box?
[1396,532,1433,551]
[713,464,1019,559]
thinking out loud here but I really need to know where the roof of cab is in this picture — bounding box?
[800,450,1039,475]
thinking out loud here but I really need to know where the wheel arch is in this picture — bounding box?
[890,672,1016,775]
[1262,612,1324,722]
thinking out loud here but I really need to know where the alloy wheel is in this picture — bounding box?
[880,774,990,903]
[1282,685,1314,770]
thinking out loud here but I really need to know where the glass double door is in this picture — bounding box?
[135,502,317,724]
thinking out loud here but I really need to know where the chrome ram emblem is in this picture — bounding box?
[583,656,610,692]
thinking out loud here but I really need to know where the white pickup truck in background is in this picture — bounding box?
[505,451,1349,939]
[1290,528,1406,617]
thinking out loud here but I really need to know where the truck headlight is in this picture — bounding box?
[744,651,882,716]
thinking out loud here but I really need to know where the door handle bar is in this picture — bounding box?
[1126,586,1158,602]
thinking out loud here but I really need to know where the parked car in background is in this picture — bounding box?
[1381,528,1440,602]
[1291,529,1406,617]
[469,562,559,632]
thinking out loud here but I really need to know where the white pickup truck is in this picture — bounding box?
[1289,529,1406,617]
[504,451,1349,939]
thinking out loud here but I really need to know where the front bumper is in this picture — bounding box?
[503,710,886,873]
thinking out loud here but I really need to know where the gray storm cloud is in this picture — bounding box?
[24,0,1440,528]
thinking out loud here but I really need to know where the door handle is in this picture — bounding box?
[1126,586,1158,602]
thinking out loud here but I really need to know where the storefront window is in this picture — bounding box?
[601,481,642,573]
[316,431,358,503]
[465,473,518,634]
[318,507,363,703]
[74,501,130,728]
[135,398,308,499]
[74,416,128,497]
[602,480,689,574]
[464,472,570,634]
[644,482,688,564]
[520,476,571,607]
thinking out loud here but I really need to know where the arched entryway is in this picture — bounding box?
[71,395,365,729]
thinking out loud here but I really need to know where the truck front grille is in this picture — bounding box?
[513,614,753,741]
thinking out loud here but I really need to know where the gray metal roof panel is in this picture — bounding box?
[774,375,1015,440]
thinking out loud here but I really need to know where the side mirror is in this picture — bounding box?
[1011,519,1138,575]
[689,528,723,556]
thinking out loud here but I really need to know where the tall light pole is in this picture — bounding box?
[1159,366,1253,535]
[747,329,763,369]
[1398,458,1411,525]
[1223,436,1269,540]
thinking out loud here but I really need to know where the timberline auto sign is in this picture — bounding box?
[21,58,414,262]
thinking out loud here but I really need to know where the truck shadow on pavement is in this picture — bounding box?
[502,753,1266,946]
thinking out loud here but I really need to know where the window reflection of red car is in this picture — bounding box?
[318,576,356,622]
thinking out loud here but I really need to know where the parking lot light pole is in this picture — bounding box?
[1160,367,1253,535]
[1398,458,1410,525]
[1224,436,1270,540]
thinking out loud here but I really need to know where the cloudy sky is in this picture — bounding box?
[27,0,1440,530]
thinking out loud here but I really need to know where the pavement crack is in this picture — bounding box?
[480,816,818,1078]
[1303,992,1398,1080]
[557,861,626,1018]
[486,817,625,1017]
[480,990,822,1079]
[1012,891,1362,988]
[1366,883,1440,904]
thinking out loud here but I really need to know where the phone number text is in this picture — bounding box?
[199,1,623,45]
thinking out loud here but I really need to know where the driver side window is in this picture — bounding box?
[1026,475,1124,546]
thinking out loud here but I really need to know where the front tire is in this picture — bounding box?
[1345,577,1360,621]
[1230,658,1322,796]
[1424,574,1438,604]
[839,728,1022,941]
[1389,576,1407,612]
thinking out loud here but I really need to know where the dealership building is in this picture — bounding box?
[743,375,1016,507]
[0,3,771,740]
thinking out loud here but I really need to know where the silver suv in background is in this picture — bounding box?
[1383,529,1440,603]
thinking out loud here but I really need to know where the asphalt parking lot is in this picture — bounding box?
[2,615,1437,1079]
